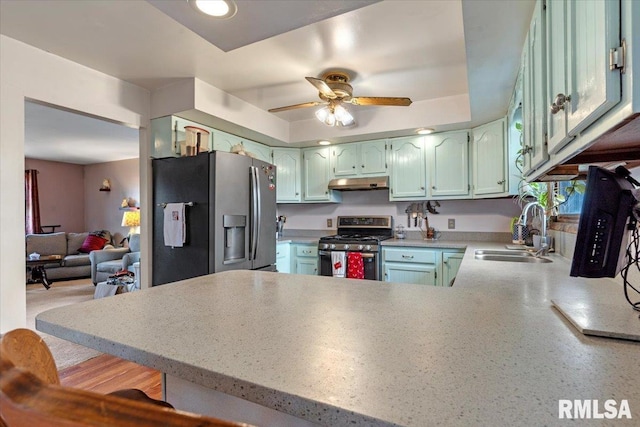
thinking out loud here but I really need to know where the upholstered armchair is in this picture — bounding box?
[89,234,140,285]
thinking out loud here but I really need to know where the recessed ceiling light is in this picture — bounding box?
[417,128,434,135]
[318,140,331,146]
[189,0,237,19]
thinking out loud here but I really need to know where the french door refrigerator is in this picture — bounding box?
[152,151,277,286]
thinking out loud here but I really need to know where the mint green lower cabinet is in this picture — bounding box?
[382,247,439,286]
[382,247,464,286]
[293,244,318,275]
[383,262,437,286]
[276,242,291,273]
[442,251,464,287]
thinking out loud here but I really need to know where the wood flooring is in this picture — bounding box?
[59,354,163,400]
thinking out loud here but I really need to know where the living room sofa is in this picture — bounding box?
[25,231,123,282]
[89,233,140,285]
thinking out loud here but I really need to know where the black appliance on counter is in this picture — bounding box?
[318,216,393,280]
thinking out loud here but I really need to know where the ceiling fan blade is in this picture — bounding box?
[305,77,337,99]
[268,101,325,113]
[349,97,413,106]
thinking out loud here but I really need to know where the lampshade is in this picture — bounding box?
[121,210,140,234]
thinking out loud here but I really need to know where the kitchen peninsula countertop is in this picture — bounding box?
[37,243,640,426]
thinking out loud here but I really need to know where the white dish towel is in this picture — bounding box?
[163,203,186,247]
[331,251,346,278]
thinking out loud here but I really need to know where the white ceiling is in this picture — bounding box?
[1,0,535,164]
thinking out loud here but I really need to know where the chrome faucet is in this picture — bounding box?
[521,202,549,256]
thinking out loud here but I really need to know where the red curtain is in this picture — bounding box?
[25,169,41,235]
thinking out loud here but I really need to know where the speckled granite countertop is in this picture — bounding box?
[276,236,319,245]
[37,243,640,426]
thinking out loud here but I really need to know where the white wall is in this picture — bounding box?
[0,35,150,334]
[277,191,522,232]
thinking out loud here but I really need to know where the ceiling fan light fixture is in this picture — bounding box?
[190,0,237,19]
[315,106,336,126]
[334,104,353,124]
[315,104,355,127]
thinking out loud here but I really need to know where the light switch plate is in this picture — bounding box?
[327,218,332,228]
[448,218,455,229]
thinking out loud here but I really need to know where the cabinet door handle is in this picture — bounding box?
[401,255,414,259]
[361,164,365,168]
[550,93,571,114]
[295,192,299,196]
[432,186,436,190]
[497,180,505,185]
[420,186,425,190]
[352,165,356,169]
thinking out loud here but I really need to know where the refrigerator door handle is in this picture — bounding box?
[250,166,260,261]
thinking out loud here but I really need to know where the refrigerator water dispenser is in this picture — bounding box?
[223,215,246,264]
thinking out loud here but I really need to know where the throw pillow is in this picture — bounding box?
[79,234,108,253]
[90,229,112,243]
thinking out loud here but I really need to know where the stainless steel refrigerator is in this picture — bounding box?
[152,151,277,286]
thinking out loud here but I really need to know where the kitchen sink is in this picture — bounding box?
[474,249,552,263]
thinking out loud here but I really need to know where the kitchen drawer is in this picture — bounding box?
[383,247,437,264]
[295,245,318,258]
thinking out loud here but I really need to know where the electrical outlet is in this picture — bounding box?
[448,218,456,229]
[327,218,332,228]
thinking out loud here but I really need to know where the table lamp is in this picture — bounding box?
[121,210,140,235]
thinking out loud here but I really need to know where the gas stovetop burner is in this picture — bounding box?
[319,234,392,243]
[319,216,394,247]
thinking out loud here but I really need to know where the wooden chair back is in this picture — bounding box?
[0,356,253,427]
[0,328,59,385]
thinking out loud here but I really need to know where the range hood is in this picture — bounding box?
[328,176,389,191]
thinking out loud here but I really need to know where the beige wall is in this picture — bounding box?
[24,159,85,232]
[0,35,150,334]
[23,158,140,235]
[277,190,522,232]
[84,159,140,233]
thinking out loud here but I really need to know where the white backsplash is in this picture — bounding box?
[276,190,522,232]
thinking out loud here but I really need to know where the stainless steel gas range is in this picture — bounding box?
[318,216,393,280]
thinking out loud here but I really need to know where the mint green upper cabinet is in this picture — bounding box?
[546,0,621,154]
[302,147,341,203]
[212,130,271,163]
[332,144,359,176]
[242,140,272,164]
[522,0,549,176]
[427,130,470,198]
[272,148,301,203]
[545,0,570,153]
[212,130,240,152]
[472,118,507,197]
[389,136,426,200]
[151,116,213,159]
[332,140,387,177]
[359,140,388,175]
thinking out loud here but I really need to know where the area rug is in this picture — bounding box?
[26,278,103,369]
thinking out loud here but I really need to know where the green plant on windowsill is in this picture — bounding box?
[512,122,585,219]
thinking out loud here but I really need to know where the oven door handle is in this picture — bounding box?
[319,250,376,258]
